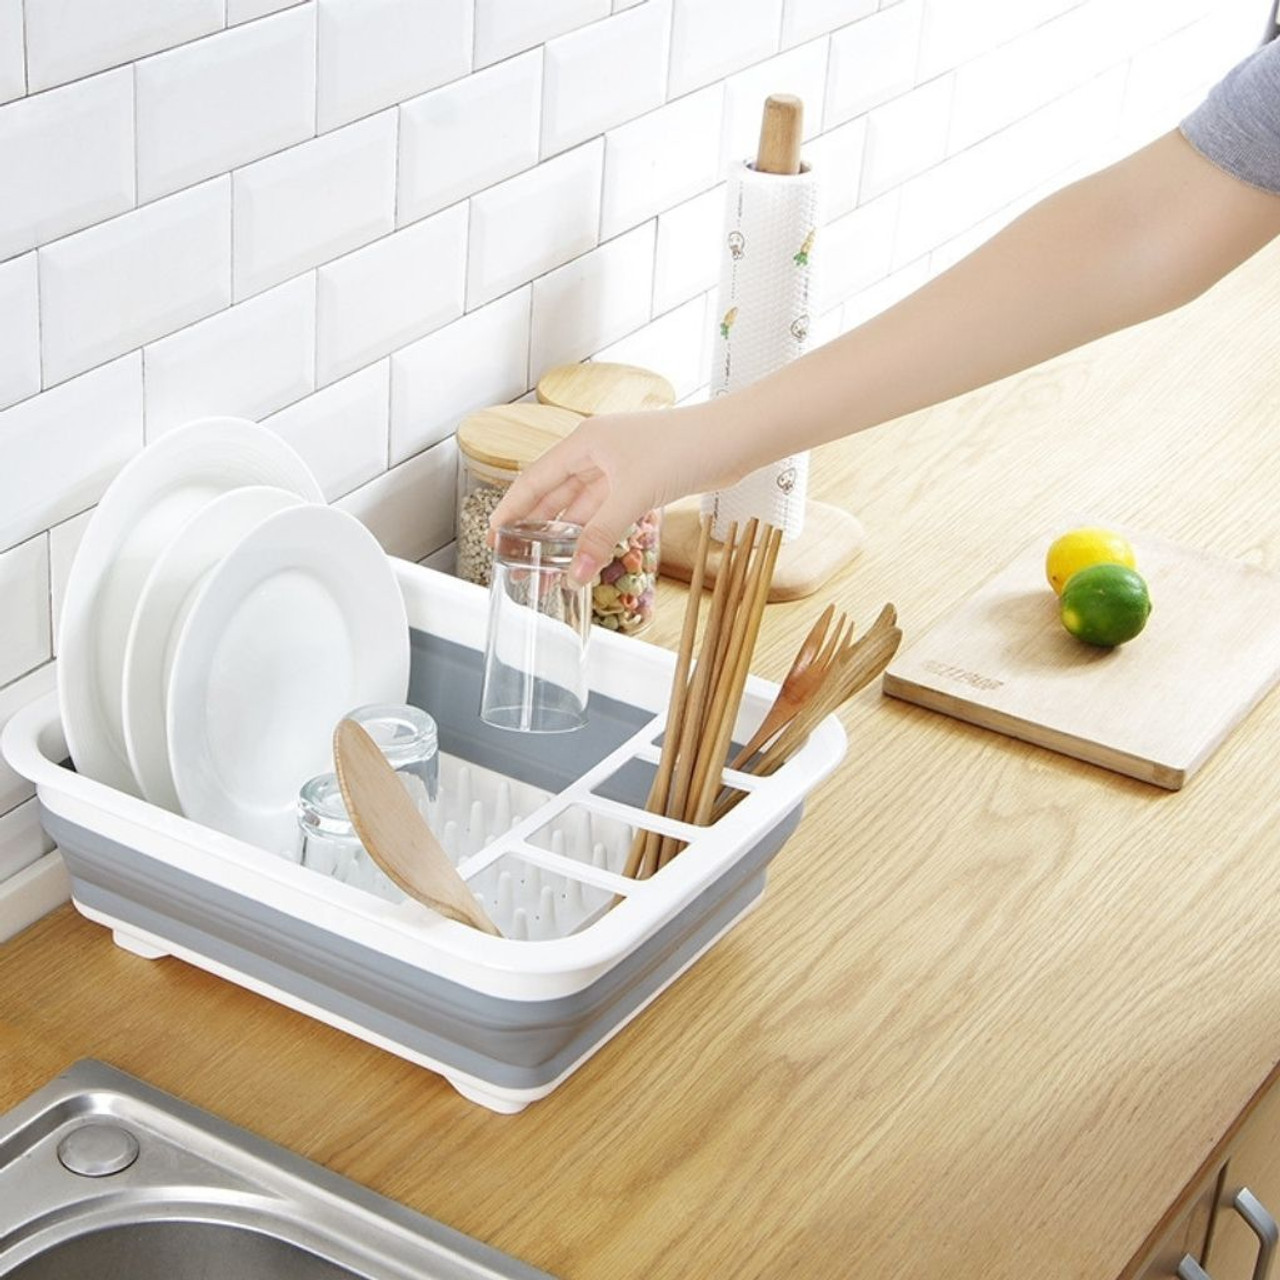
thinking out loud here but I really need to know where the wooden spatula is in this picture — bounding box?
[332,718,502,935]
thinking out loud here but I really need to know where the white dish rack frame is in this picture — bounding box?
[3,560,847,1112]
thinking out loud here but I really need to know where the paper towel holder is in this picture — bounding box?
[662,94,866,602]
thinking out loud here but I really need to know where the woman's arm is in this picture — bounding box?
[493,129,1280,584]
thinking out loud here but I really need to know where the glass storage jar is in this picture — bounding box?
[455,404,584,589]
[534,362,673,639]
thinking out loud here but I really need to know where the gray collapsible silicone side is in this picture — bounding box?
[408,631,654,791]
[40,632,804,1092]
[44,804,798,1091]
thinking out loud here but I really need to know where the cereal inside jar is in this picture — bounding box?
[454,404,584,588]
[591,509,661,636]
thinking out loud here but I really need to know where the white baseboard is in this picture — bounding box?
[0,851,70,944]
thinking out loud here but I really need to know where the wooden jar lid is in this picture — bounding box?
[455,403,584,472]
[536,362,676,416]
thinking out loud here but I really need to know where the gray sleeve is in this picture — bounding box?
[1180,39,1280,194]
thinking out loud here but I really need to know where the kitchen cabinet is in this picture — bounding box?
[1197,1071,1280,1280]
[1135,1163,1221,1279]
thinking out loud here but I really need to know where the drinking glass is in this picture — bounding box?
[481,521,590,733]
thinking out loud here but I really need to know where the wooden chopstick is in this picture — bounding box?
[679,525,783,846]
[650,521,741,871]
[622,515,712,880]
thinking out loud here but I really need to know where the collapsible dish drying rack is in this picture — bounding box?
[3,561,847,1112]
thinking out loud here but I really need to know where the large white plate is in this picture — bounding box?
[58,419,324,795]
[166,504,410,854]
[121,485,306,811]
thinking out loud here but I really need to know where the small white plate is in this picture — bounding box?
[121,485,306,811]
[58,419,324,795]
[166,504,410,853]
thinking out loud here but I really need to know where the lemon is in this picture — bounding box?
[1059,563,1152,647]
[1045,527,1137,595]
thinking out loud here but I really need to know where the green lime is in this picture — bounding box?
[1059,564,1152,647]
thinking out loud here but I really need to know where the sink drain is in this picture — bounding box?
[57,1123,140,1177]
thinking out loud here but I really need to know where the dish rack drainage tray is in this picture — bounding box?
[3,561,847,1112]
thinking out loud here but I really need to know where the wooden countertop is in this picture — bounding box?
[5,241,1280,1280]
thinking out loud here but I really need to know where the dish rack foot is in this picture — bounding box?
[444,1075,535,1114]
[112,929,170,960]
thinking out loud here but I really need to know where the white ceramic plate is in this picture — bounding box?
[58,419,324,795]
[166,504,410,854]
[121,485,306,811]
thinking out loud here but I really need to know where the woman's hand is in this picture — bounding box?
[488,404,737,585]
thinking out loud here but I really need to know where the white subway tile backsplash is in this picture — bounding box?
[653,185,723,315]
[229,0,309,25]
[530,221,655,378]
[0,663,56,815]
[1121,10,1256,150]
[0,537,50,687]
[144,275,316,438]
[781,0,878,49]
[265,361,390,501]
[397,50,542,226]
[721,39,828,167]
[948,4,1115,154]
[895,66,1126,270]
[319,204,468,385]
[234,112,397,301]
[338,436,458,562]
[0,797,54,882]
[824,2,922,127]
[0,0,24,105]
[917,0,1081,82]
[595,292,710,400]
[817,188,898,311]
[801,115,866,220]
[40,179,231,387]
[0,254,39,411]
[600,86,722,239]
[541,3,667,158]
[317,0,471,135]
[474,0,611,69]
[0,69,134,261]
[668,0,783,98]
[0,0,1241,794]
[24,0,222,93]
[861,73,952,201]
[0,354,142,552]
[420,541,456,573]
[136,8,317,203]
[468,140,603,308]
[48,507,91,653]
[391,286,531,465]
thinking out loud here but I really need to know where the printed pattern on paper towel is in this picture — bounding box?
[702,161,821,542]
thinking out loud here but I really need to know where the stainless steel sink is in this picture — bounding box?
[0,1060,554,1279]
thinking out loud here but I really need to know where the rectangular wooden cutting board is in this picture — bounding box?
[882,530,1280,789]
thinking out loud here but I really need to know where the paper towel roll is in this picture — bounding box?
[702,160,821,542]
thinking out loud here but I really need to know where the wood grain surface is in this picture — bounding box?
[883,530,1280,788]
[6,239,1280,1280]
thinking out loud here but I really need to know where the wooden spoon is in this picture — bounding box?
[727,603,840,771]
[332,718,502,935]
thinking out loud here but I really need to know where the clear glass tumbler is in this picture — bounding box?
[296,772,402,902]
[348,702,439,823]
[481,521,590,733]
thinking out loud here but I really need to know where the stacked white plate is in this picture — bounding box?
[57,418,410,856]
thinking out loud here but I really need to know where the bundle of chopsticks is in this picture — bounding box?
[623,515,902,881]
